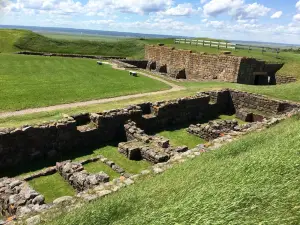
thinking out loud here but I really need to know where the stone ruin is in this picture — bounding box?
[0,178,48,218]
[118,121,188,163]
[56,161,109,192]
[112,45,294,86]
[1,89,300,221]
[187,120,239,141]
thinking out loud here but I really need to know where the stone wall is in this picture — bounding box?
[0,89,299,171]
[0,178,47,218]
[145,45,284,84]
[56,161,109,192]
[276,76,297,84]
[119,121,188,163]
[17,51,125,60]
[230,90,300,115]
[187,120,238,141]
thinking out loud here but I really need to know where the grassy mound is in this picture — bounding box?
[46,116,300,224]
[0,29,30,52]
[0,54,169,112]
[0,29,145,58]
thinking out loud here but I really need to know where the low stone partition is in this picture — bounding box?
[187,120,239,141]
[0,178,47,218]
[56,161,109,192]
[230,90,300,115]
[17,51,125,60]
[276,76,297,84]
[119,121,188,163]
[235,108,265,122]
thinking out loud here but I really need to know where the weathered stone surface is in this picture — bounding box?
[187,120,239,141]
[56,161,109,192]
[145,45,283,84]
[53,196,73,205]
[26,215,41,225]
[0,178,46,218]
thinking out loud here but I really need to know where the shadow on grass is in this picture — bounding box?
[0,142,120,178]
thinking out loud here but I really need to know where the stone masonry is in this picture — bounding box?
[1,89,300,170]
[187,120,239,141]
[0,178,47,218]
[56,161,109,192]
[118,121,188,163]
[145,45,284,84]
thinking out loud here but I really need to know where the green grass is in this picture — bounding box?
[158,128,206,149]
[73,146,151,175]
[28,173,75,203]
[46,116,300,225]
[83,162,120,179]
[0,29,28,53]
[40,32,130,42]
[0,53,169,112]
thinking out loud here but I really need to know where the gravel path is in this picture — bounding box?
[0,64,185,119]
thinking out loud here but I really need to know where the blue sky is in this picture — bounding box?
[1,0,300,44]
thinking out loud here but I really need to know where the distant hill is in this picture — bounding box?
[0,29,146,58]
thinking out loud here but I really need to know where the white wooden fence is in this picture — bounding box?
[174,39,236,50]
[174,39,281,55]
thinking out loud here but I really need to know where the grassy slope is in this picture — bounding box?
[0,29,29,52]
[0,54,169,112]
[47,116,300,225]
[14,30,144,58]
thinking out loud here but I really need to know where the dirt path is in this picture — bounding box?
[0,64,185,119]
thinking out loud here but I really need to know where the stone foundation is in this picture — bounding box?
[187,120,239,141]
[119,121,188,163]
[0,178,47,218]
[56,161,109,192]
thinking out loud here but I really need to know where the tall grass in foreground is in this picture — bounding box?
[46,116,300,225]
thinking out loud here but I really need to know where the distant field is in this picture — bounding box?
[40,32,130,42]
[0,54,169,112]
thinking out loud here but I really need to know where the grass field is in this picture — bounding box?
[28,173,75,203]
[0,54,169,112]
[83,162,120,179]
[45,116,300,225]
[73,146,151,175]
[40,32,130,42]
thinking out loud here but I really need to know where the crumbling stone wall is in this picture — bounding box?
[56,161,109,192]
[145,45,283,84]
[276,76,297,84]
[0,178,47,218]
[0,89,299,171]
[119,121,188,163]
[187,120,238,141]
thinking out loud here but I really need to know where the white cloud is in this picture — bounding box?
[203,0,270,20]
[296,1,300,11]
[242,3,270,18]
[203,0,243,17]
[159,3,198,16]
[294,14,300,21]
[270,11,282,19]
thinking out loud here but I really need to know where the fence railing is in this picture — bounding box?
[174,39,236,50]
[174,39,281,55]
